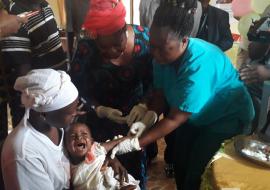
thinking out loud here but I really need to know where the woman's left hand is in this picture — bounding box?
[108,157,129,185]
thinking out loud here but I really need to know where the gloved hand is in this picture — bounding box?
[110,138,141,159]
[127,103,148,126]
[96,106,127,124]
[129,122,146,137]
[141,110,158,128]
[128,111,158,137]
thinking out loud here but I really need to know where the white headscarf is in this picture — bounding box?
[14,69,78,120]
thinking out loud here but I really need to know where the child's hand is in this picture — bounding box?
[128,122,146,137]
[100,158,109,172]
[108,158,129,185]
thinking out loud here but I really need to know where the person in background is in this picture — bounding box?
[197,0,233,51]
[139,0,160,28]
[239,14,270,132]
[0,0,69,128]
[239,42,270,132]
[70,0,156,189]
[0,1,28,141]
[139,0,202,37]
[110,0,254,189]
[65,122,140,190]
[239,9,270,132]
[65,0,89,59]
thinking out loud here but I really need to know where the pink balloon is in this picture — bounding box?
[232,0,253,17]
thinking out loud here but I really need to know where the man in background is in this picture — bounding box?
[0,1,27,140]
[197,0,233,51]
[0,0,69,129]
[65,0,89,59]
[139,0,202,37]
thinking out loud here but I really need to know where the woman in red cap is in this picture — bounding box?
[70,0,157,189]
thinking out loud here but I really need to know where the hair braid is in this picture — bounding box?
[153,0,198,39]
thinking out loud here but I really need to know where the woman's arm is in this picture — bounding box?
[110,108,191,158]
[101,136,129,153]
[2,158,56,190]
[139,108,190,147]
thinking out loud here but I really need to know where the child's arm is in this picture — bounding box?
[101,136,129,153]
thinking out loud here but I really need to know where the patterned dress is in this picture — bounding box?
[71,25,153,190]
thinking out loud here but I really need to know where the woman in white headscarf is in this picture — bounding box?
[1,68,130,190]
[1,69,79,190]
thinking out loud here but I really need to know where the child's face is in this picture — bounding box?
[65,123,93,160]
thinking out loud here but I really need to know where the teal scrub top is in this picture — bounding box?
[153,38,254,128]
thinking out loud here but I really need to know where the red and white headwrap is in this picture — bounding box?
[83,0,126,38]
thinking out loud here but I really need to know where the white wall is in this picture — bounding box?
[46,0,66,29]
[123,0,141,25]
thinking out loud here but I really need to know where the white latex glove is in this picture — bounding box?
[141,110,158,128]
[110,138,141,159]
[127,103,148,126]
[96,106,127,124]
[129,122,146,137]
[128,111,158,137]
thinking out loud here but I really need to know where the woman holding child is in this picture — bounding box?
[1,69,129,190]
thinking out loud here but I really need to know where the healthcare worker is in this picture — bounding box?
[111,0,255,190]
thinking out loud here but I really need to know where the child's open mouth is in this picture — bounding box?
[76,142,86,150]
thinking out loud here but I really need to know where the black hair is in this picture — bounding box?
[152,0,198,39]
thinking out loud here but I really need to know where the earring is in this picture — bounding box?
[182,37,188,44]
